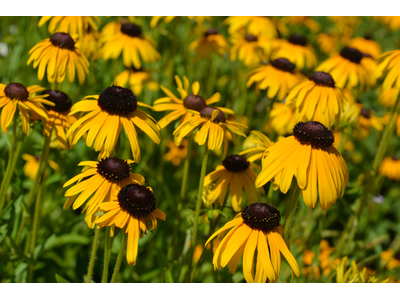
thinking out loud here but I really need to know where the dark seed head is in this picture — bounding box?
[118,183,156,218]
[245,34,258,42]
[4,83,29,100]
[288,34,307,46]
[97,157,131,183]
[242,203,281,232]
[340,47,363,64]
[97,86,137,116]
[183,94,207,112]
[199,107,226,123]
[121,23,142,38]
[50,32,75,50]
[205,28,218,37]
[270,58,296,73]
[360,107,370,119]
[293,121,334,149]
[222,155,250,172]
[309,71,335,88]
[41,90,72,113]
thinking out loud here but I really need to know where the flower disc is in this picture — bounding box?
[4,83,29,100]
[309,71,335,87]
[200,107,226,123]
[293,121,334,149]
[270,58,296,72]
[118,183,156,218]
[97,86,137,116]
[121,23,142,38]
[183,94,207,112]
[242,203,281,232]
[340,47,363,63]
[41,90,72,112]
[222,155,250,172]
[50,32,75,50]
[97,157,131,183]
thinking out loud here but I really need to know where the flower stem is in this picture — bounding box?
[187,144,209,283]
[283,180,301,241]
[86,227,102,283]
[101,227,112,283]
[27,133,51,282]
[0,114,24,215]
[335,94,400,257]
[167,137,193,262]
[110,232,127,283]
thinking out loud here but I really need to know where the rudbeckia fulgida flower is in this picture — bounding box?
[224,16,278,38]
[204,155,258,212]
[96,183,166,266]
[240,130,274,162]
[256,121,349,211]
[63,157,145,228]
[230,33,273,67]
[375,49,400,92]
[379,156,400,181]
[189,28,229,59]
[0,82,51,133]
[206,203,300,283]
[67,85,160,162]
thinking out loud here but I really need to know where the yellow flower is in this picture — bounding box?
[203,155,258,212]
[96,183,166,266]
[22,154,59,180]
[67,86,160,162]
[173,107,247,158]
[375,50,400,92]
[224,16,277,38]
[114,66,159,96]
[317,33,339,55]
[268,102,298,135]
[100,21,160,69]
[0,82,51,133]
[348,36,382,59]
[381,249,400,270]
[271,35,318,70]
[153,75,230,129]
[206,203,300,283]
[40,90,77,149]
[256,121,349,211]
[27,32,89,84]
[164,139,187,166]
[75,26,102,60]
[286,71,348,127]
[316,47,371,93]
[357,106,383,139]
[63,157,145,228]
[376,16,400,31]
[230,33,272,67]
[378,88,399,108]
[247,58,305,100]
[189,29,229,59]
[38,16,100,40]
[379,156,400,181]
[240,130,274,162]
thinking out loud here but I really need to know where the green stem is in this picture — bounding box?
[86,227,102,283]
[27,133,51,282]
[187,144,209,283]
[101,227,112,283]
[0,114,25,215]
[335,94,400,257]
[283,181,301,241]
[110,232,127,283]
[167,137,193,262]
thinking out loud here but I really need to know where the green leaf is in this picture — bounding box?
[55,274,70,283]
[165,269,174,283]
[214,209,228,218]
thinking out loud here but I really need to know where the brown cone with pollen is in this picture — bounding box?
[293,121,334,149]
[118,183,156,218]
[97,85,137,116]
[200,107,226,123]
[97,157,131,183]
[50,32,75,50]
[242,203,281,232]
[4,83,29,100]
[309,71,335,88]
[270,58,296,72]
[183,94,207,112]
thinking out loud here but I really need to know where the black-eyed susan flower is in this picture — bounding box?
[63,157,145,228]
[114,66,159,96]
[316,47,370,93]
[189,29,229,59]
[357,106,383,139]
[317,33,340,55]
[378,88,399,108]
[286,71,348,127]
[379,156,400,181]
[38,16,100,40]
[271,34,318,70]
[153,75,230,129]
[67,85,160,162]
[100,22,160,69]
[27,32,89,84]
[268,102,298,135]
[376,16,400,31]
[96,183,166,266]
[0,82,51,134]
[375,50,400,92]
[173,107,247,158]
[247,58,305,100]
[203,155,258,212]
[75,26,102,60]
[40,90,77,149]
[256,121,349,211]
[230,33,272,67]
[381,249,400,270]
[164,139,187,166]
[206,203,300,283]
[224,16,277,38]
[348,36,382,59]
[22,153,59,180]
[240,130,273,162]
